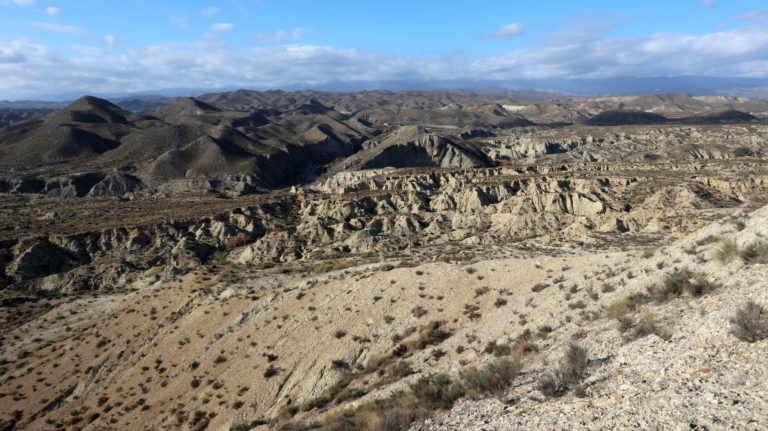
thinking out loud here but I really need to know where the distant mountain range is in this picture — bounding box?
[2,76,768,107]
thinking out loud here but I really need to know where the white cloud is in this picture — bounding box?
[104,33,115,48]
[471,24,768,79]
[44,5,60,15]
[30,21,86,34]
[2,15,768,99]
[2,0,37,6]
[0,45,26,63]
[210,22,234,32]
[701,0,718,8]
[201,7,220,17]
[256,27,308,43]
[491,23,525,40]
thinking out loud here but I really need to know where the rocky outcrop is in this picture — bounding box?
[480,125,768,163]
[0,204,280,292]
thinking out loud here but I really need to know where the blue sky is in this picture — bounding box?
[1,0,768,99]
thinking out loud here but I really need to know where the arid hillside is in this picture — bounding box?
[0,90,767,431]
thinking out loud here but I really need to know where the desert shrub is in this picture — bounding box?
[337,387,367,403]
[463,303,481,319]
[412,321,451,349]
[263,365,280,379]
[331,360,350,371]
[659,268,694,298]
[685,275,718,297]
[531,283,549,293]
[618,310,669,341]
[511,330,538,356]
[231,419,271,431]
[483,340,512,357]
[411,306,428,318]
[616,315,635,333]
[409,374,464,410]
[302,379,350,412]
[461,357,521,398]
[388,361,414,379]
[731,301,768,343]
[369,407,423,431]
[301,392,427,431]
[537,372,567,398]
[739,240,768,265]
[537,325,554,338]
[713,239,739,264]
[648,268,717,302]
[537,343,588,397]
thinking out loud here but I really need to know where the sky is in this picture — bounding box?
[1,0,768,99]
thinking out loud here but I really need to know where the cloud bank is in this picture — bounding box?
[1,14,768,99]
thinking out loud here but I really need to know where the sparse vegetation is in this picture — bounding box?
[739,240,768,265]
[730,301,768,343]
[617,309,669,342]
[411,306,428,318]
[410,373,464,410]
[460,357,521,398]
[713,239,739,264]
[483,340,512,357]
[648,268,717,301]
[537,343,589,397]
[264,365,280,379]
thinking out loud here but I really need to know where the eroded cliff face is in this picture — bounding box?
[480,125,768,163]
[2,158,766,294]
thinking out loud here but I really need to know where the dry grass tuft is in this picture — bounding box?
[713,239,739,264]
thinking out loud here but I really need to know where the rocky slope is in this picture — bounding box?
[1,190,766,430]
[1,90,768,431]
[414,206,768,431]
